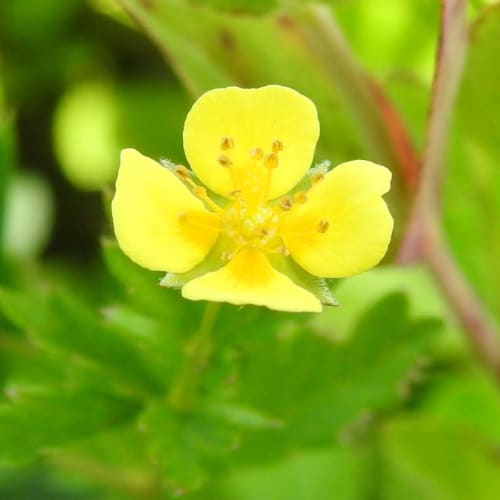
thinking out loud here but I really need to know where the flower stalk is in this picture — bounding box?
[168,302,221,412]
[397,0,500,378]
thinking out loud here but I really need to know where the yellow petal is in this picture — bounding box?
[281,160,393,278]
[112,149,220,273]
[183,85,319,200]
[181,249,322,312]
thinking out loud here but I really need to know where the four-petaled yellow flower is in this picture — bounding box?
[112,85,393,312]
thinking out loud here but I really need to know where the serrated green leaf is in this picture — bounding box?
[0,286,163,395]
[102,239,202,331]
[229,293,440,463]
[380,416,500,500]
[139,401,237,495]
[0,385,141,465]
[217,444,368,500]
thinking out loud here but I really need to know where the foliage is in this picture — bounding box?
[0,0,499,498]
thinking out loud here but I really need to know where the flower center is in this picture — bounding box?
[216,137,288,258]
[175,136,329,262]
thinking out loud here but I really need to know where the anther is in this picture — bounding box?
[218,154,233,167]
[279,197,293,210]
[175,165,190,179]
[249,147,263,161]
[317,219,330,233]
[230,189,242,199]
[263,153,279,169]
[178,211,188,224]
[294,192,308,204]
[272,139,284,153]
[192,186,207,198]
[220,136,234,150]
[312,171,325,184]
[221,251,233,261]
[280,246,290,256]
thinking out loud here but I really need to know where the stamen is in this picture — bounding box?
[221,250,233,261]
[218,154,233,167]
[272,139,284,153]
[175,165,190,180]
[250,147,263,161]
[317,219,330,233]
[192,186,207,198]
[220,136,234,150]
[268,244,290,256]
[279,197,293,211]
[263,153,279,169]
[187,183,224,214]
[294,192,308,204]
[312,171,325,184]
[177,211,222,231]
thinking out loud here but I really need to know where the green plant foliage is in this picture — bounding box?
[1,0,500,497]
[380,417,500,500]
[0,264,441,495]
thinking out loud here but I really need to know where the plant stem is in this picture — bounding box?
[426,223,500,378]
[168,302,221,412]
[398,0,500,377]
[292,3,420,193]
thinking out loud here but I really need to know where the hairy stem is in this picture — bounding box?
[168,302,221,412]
[426,224,500,377]
[294,3,420,192]
[398,0,500,376]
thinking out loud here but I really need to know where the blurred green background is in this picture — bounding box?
[0,0,499,498]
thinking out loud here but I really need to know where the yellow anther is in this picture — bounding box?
[221,251,233,261]
[263,153,279,169]
[230,189,242,199]
[312,171,325,184]
[317,219,330,233]
[272,139,284,153]
[218,154,233,167]
[220,136,234,150]
[294,192,308,204]
[178,211,188,223]
[192,186,207,198]
[175,165,190,179]
[250,147,264,161]
[279,196,293,211]
[280,246,290,256]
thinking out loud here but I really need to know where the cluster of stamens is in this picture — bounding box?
[175,136,329,262]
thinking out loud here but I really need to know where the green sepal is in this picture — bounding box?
[268,253,339,308]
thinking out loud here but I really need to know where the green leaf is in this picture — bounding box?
[139,401,237,495]
[102,239,202,332]
[0,286,163,395]
[420,370,500,443]
[0,385,141,465]
[216,444,368,500]
[379,416,500,500]
[230,293,440,463]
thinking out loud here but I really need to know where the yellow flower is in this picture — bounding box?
[112,85,393,313]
